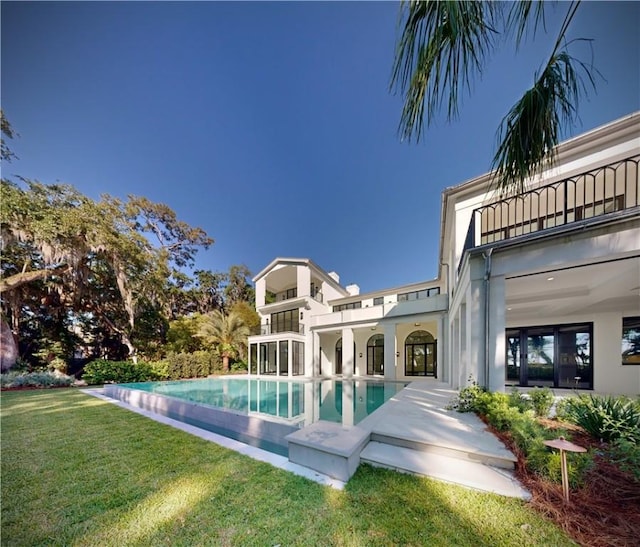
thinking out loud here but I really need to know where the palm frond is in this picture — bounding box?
[491,48,596,195]
[506,0,547,48]
[391,0,498,142]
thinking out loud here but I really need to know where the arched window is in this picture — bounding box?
[367,334,384,375]
[405,330,437,377]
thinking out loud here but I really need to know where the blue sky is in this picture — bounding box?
[2,1,639,293]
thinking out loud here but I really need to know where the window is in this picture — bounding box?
[333,301,362,312]
[270,309,299,333]
[285,287,297,299]
[398,287,439,301]
[367,334,384,375]
[279,340,288,375]
[292,341,304,375]
[260,342,277,375]
[373,297,384,306]
[505,323,593,389]
[250,344,257,374]
[622,317,640,365]
[404,330,437,377]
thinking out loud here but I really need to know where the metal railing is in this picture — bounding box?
[460,155,639,270]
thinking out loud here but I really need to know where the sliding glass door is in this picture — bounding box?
[506,323,592,389]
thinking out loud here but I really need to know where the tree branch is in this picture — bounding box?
[0,264,72,294]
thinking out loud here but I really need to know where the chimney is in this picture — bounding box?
[345,284,360,296]
[328,271,340,283]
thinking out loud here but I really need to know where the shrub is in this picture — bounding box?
[229,360,248,373]
[446,377,486,412]
[162,351,223,380]
[529,387,554,418]
[82,360,161,385]
[562,394,640,443]
[608,437,640,481]
[449,383,595,485]
[1,371,74,389]
[508,387,532,412]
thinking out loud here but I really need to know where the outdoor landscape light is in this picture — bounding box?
[542,436,586,502]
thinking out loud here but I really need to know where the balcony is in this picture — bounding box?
[311,293,448,328]
[250,324,305,336]
[262,289,323,309]
[460,155,639,271]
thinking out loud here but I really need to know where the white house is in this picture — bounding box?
[248,112,640,396]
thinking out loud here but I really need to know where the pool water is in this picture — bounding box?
[117,377,407,428]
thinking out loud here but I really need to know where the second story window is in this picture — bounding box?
[270,309,299,333]
[398,287,440,301]
[333,301,362,312]
[373,297,384,306]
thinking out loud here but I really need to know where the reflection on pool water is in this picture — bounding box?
[117,377,408,428]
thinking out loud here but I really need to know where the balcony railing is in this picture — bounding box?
[250,324,305,336]
[460,155,639,271]
[266,290,323,304]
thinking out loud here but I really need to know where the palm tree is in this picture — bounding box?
[391,1,597,195]
[196,309,249,372]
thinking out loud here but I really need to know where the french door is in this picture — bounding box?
[506,323,592,389]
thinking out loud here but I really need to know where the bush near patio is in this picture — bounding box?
[448,381,640,546]
[448,383,592,487]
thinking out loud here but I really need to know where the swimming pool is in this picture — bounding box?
[103,377,407,455]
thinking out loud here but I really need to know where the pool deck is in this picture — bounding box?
[89,380,529,499]
[287,380,529,499]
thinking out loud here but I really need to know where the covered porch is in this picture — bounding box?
[312,314,446,382]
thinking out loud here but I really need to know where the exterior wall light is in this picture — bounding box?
[359,353,363,358]
[395,352,400,357]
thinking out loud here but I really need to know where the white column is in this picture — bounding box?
[459,303,468,388]
[488,275,506,392]
[255,278,266,307]
[311,331,320,377]
[383,323,396,380]
[296,265,311,297]
[451,315,460,388]
[466,280,484,386]
[342,328,354,378]
[437,314,445,382]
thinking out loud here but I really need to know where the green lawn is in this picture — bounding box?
[1,389,574,546]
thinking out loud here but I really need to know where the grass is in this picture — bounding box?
[1,389,575,546]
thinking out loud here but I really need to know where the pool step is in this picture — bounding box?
[369,431,516,469]
[286,421,370,482]
[360,442,530,499]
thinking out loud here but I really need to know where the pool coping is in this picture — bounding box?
[83,388,346,490]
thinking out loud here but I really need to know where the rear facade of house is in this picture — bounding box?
[248,113,640,396]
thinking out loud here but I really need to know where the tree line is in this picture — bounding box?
[1,111,257,374]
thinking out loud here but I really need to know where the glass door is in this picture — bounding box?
[526,329,555,387]
[506,331,521,385]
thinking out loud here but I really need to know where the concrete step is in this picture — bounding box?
[360,441,530,499]
[370,431,517,470]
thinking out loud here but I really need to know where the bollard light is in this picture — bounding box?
[543,436,586,502]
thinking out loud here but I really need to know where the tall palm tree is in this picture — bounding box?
[196,309,249,372]
[391,1,597,195]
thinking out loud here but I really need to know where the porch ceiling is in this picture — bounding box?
[505,256,640,320]
[265,266,296,292]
